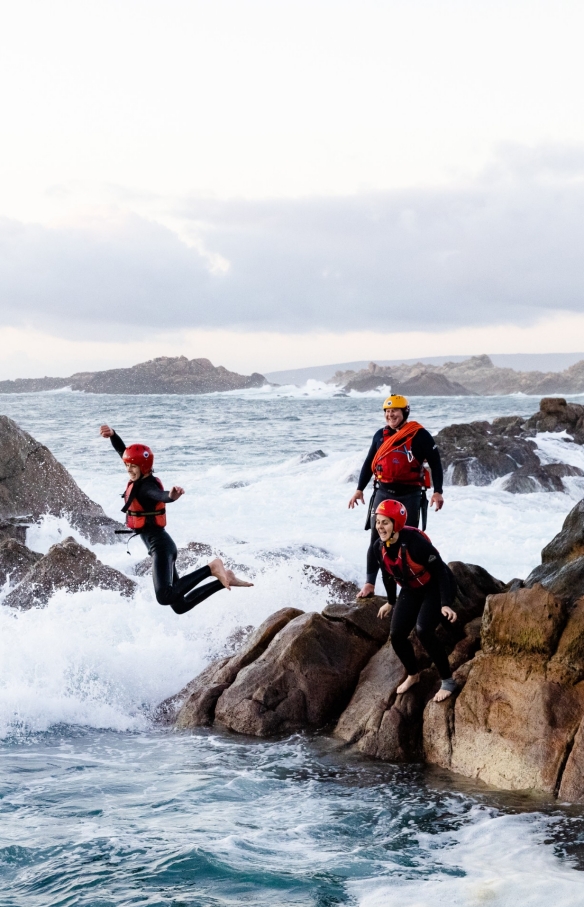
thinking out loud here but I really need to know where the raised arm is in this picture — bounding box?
[100,425,126,458]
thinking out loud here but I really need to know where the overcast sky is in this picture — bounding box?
[2,0,584,377]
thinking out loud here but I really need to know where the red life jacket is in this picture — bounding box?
[380,528,433,589]
[123,477,167,531]
[371,421,426,486]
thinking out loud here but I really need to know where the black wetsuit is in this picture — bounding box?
[358,424,444,585]
[376,529,454,680]
[111,432,223,614]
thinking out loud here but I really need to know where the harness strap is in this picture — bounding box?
[127,509,166,516]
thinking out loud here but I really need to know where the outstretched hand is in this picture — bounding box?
[377,602,392,619]
[100,424,114,438]
[348,489,365,509]
[169,486,185,501]
[441,606,457,623]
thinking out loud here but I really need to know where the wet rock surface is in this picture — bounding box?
[0,539,42,586]
[3,537,136,609]
[435,399,584,492]
[0,415,123,543]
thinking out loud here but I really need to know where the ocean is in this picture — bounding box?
[1,385,584,905]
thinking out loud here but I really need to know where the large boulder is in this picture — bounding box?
[3,536,136,609]
[0,415,123,543]
[164,608,303,727]
[333,561,504,761]
[170,594,390,736]
[524,397,584,443]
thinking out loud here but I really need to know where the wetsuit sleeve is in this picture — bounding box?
[407,533,453,606]
[110,432,126,458]
[411,428,443,494]
[357,429,384,491]
[374,539,397,604]
[140,476,172,504]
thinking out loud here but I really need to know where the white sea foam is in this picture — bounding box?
[352,811,584,906]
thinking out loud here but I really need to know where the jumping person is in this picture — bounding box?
[374,499,457,703]
[348,394,444,598]
[100,425,252,614]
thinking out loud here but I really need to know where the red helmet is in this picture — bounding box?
[375,499,407,532]
[123,444,154,475]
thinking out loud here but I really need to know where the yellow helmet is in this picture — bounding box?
[383,394,409,410]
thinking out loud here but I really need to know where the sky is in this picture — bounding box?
[1,0,584,378]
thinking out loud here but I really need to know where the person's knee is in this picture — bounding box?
[415,624,434,647]
[390,628,406,648]
[155,587,174,606]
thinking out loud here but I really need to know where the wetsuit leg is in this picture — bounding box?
[389,587,422,676]
[142,529,224,615]
[365,488,422,585]
[415,584,452,680]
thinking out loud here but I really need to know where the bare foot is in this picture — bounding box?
[208,557,231,590]
[433,687,454,703]
[396,674,420,695]
[357,583,375,599]
[225,568,254,588]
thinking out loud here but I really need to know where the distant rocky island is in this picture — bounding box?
[0,357,267,395]
[331,354,584,396]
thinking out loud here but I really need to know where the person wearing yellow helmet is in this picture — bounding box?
[348,393,444,599]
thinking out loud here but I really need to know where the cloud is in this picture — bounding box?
[1,146,584,339]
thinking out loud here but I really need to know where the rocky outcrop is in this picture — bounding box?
[339,362,473,396]
[0,415,123,543]
[3,536,136,609]
[435,400,584,493]
[0,356,266,395]
[168,562,502,742]
[423,497,584,800]
[331,355,584,396]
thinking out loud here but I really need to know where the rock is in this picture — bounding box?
[0,539,42,585]
[436,421,540,486]
[502,463,584,494]
[0,415,123,543]
[342,362,472,396]
[436,405,584,492]
[526,498,584,602]
[300,450,327,463]
[481,585,566,657]
[525,397,584,443]
[0,518,29,545]
[214,609,380,736]
[3,536,136,609]
[0,356,267,395]
[435,653,584,793]
[302,565,360,603]
[162,608,304,727]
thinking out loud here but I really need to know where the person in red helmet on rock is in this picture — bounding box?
[374,499,458,703]
[100,425,252,614]
[348,394,444,599]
